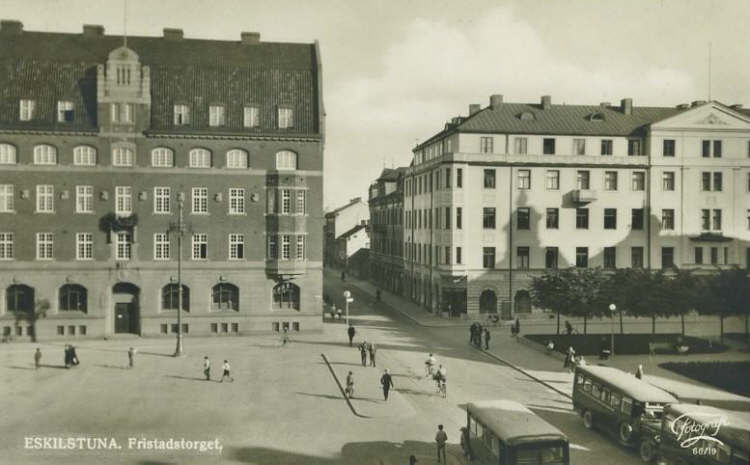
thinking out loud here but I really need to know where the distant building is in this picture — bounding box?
[0,21,325,339]
[324,197,369,269]
[404,94,750,318]
[368,168,407,294]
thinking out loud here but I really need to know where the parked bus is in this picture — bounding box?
[639,403,750,464]
[466,400,569,465]
[572,365,677,447]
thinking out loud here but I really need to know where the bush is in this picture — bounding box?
[525,333,727,356]
[659,361,750,397]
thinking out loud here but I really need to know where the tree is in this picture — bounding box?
[530,270,569,335]
[696,268,750,344]
[664,269,700,336]
[13,299,50,343]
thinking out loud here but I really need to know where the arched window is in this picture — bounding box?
[112,144,135,167]
[73,145,97,166]
[33,144,57,165]
[0,143,17,164]
[514,290,532,314]
[162,284,189,311]
[226,149,249,169]
[7,284,34,313]
[273,282,300,310]
[189,148,212,168]
[275,150,297,170]
[479,289,497,314]
[151,147,174,167]
[59,284,87,312]
[212,283,238,311]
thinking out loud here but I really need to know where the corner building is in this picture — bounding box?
[404,95,750,319]
[0,21,325,339]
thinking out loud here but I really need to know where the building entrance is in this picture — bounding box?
[113,283,140,335]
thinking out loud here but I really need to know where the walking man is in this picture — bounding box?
[380,369,394,400]
[220,360,234,382]
[127,347,136,369]
[435,424,448,464]
[347,324,356,347]
[345,371,354,398]
[34,348,42,369]
[369,343,377,367]
[203,356,211,381]
[359,341,368,366]
[483,328,491,350]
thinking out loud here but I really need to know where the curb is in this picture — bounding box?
[320,353,368,418]
[517,335,567,361]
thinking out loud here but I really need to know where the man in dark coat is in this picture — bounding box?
[368,343,377,367]
[483,328,491,350]
[359,341,368,366]
[380,369,394,400]
[347,324,356,347]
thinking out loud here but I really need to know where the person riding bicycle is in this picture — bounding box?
[425,353,437,376]
[434,364,447,396]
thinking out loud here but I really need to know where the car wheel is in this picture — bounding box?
[639,440,656,462]
[583,410,593,429]
[619,421,634,445]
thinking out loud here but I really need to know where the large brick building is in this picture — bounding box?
[0,20,325,340]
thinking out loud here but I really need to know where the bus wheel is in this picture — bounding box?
[639,440,656,462]
[619,422,634,445]
[583,410,593,429]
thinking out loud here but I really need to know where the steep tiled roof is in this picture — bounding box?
[0,28,320,134]
[325,197,364,217]
[377,168,401,182]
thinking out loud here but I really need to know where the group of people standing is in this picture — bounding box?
[359,340,376,367]
[469,323,491,349]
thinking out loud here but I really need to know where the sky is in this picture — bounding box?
[3,0,749,210]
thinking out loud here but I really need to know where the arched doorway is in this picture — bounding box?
[479,289,497,314]
[273,282,300,310]
[514,290,532,314]
[7,284,34,313]
[113,283,140,334]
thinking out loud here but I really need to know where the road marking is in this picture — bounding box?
[570,443,591,452]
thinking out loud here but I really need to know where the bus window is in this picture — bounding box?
[621,397,633,416]
[470,417,477,436]
[583,378,592,392]
[476,421,484,439]
[516,448,538,464]
[575,374,584,385]
[610,392,621,409]
[591,384,601,398]
[541,446,565,463]
[601,388,611,403]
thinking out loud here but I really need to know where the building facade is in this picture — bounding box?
[404,94,750,318]
[0,21,325,340]
[323,197,369,269]
[369,168,406,295]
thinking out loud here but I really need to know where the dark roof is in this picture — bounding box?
[339,224,367,240]
[466,400,567,447]
[0,27,320,134]
[377,168,401,182]
[645,375,750,410]
[665,404,750,450]
[576,366,677,403]
[325,197,364,217]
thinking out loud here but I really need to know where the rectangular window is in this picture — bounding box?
[604,208,617,229]
[703,140,722,158]
[600,139,613,156]
[209,105,225,126]
[281,235,291,260]
[628,139,642,156]
[546,170,560,190]
[267,236,277,259]
[546,208,559,229]
[573,138,586,155]
[662,247,674,269]
[484,169,496,189]
[229,188,245,215]
[444,207,451,229]
[604,171,618,191]
[281,190,291,214]
[0,184,15,212]
[19,99,35,121]
[456,246,462,264]
[632,247,644,268]
[576,208,589,229]
[115,186,132,216]
[192,233,207,260]
[517,247,530,269]
[229,233,244,260]
[296,235,305,260]
[702,140,711,158]
[517,207,530,230]
[518,170,531,189]
[192,187,208,214]
[115,232,132,260]
[154,187,171,214]
[483,247,495,269]
[112,147,134,166]
[632,171,646,191]
[712,209,722,230]
[663,172,675,191]
[543,138,556,155]
[545,247,558,269]
[0,233,13,260]
[445,168,451,188]
[76,186,93,213]
[457,168,463,188]
[154,233,170,260]
[577,170,590,190]
[702,172,712,191]
[456,207,462,229]
[701,209,711,230]
[604,247,616,268]
[662,209,675,230]
[278,107,294,129]
[111,103,133,123]
[76,233,93,260]
[632,208,644,230]
[713,172,722,192]
[444,246,451,265]
[243,105,260,128]
[36,185,54,213]
[694,247,703,265]
[663,139,675,157]
[711,247,719,265]
[173,104,190,125]
[576,247,588,268]
[57,100,74,122]
[483,207,496,229]
[480,137,494,153]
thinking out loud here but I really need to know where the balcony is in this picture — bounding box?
[266,259,307,278]
[571,189,597,203]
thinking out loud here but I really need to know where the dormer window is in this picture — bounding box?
[19,99,35,121]
[278,107,294,129]
[111,103,134,123]
[57,101,75,122]
[518,111,535,121]
[209,105,225,127]
[174,105,190,125]
[589,112,605,122]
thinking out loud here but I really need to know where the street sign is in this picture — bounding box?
[346,297,354,303]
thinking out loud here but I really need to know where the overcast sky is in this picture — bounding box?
[4,0,749,210]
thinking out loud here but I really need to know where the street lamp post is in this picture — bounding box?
[343,290,352,326]
[169,199,186,357]
[609,303,617,359]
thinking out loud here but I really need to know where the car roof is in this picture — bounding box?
[576,366,677,403]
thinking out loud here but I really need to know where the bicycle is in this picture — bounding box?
[424,362,436,379]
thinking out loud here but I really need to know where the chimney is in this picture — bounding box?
[691,100,707,107]
[541,95,551,110]
[730,104,744,110]
[0,19,23,34]
[163,28,184,41]
[469,104,481,116]
[490,94,503,110]
[620,98,633,115]
[241,32,260,45]
[82,24,105,37]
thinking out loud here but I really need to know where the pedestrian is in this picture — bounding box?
[369,343,377,367]
[380,369,394,400]
[345,371,354,398]
[563,346,575,370]
[469,323,476,345]
[514,318,520,336]
[281,327,290,345]
[336,307,343,320]
[34,348,42,369]
[447,303,453,319]
[360,341,368,366]
[347,324,356,347]
[203,356,211,381]
[63,344,71,368]
[220,359,234,382]
[565,320,573,335]
[341,271,346,281]
[127,347,136,369]
[483,328,491,350]
[408,455,418,465]
[70,346,79,366]
[460,426,474,462]
[435,424,448,464]
[599,337,610,360]
[635,364,644,380]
